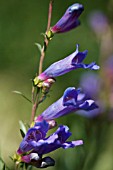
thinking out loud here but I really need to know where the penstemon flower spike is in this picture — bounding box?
[10,1,100,169]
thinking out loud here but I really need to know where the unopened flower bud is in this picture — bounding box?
[41,78,55,94]
[51,3,84,33]
[40,156,55,168]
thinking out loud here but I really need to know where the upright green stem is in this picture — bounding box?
[47,0,54,33]
[15,163,18,170]
[30,0,54,123]
[38,38,49,75]
[38,0,53,75]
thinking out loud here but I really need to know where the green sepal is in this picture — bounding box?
[12,153,21,163]
[46,30,54,40]
[33,77,40,86]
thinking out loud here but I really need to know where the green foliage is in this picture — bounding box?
[35,43,42,54]
[13,91,32,103]
[19,120,27,137]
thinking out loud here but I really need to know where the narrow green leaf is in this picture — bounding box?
[35,43,42,53]
[19,120,27,136]
[12,91,32,103]
[20,129,25,138]
[27,165,33,170]
[0,157,10,170]
[12,90,22,95]
[41,32,46,38]
[9,156,13,161]
[3,163,5,170]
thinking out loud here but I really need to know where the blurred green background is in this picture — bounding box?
[0,0,113,169]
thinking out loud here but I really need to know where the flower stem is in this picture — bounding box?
[38,38,48,75]
[47,0,54,32]
[31,103,37,123]
[15,163,18,170]
[38,0,53,75]
[30,0,54,123]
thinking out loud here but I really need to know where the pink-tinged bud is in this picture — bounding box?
[41,78,55,94]
[51,3,84,33]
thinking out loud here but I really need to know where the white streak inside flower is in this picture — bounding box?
[30,153,40,161]
[77,93,85,101]
[71,4,80,11]
[87,100,94,106]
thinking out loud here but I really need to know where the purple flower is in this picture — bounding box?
[89,11,108,35]
[37,44,99,82]
[104,55,113,83]
[80,72,101,99]
[77,72,104,118]
[36,87,98,121]
[17,121,83,166]
[51,3,84,33]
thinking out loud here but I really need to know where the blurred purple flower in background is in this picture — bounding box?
[37,45,99,82]
[36,87,98,121]
[104,56,113,118]
[51,3,84,33]
[79,72,101,99]
[76,72,104,118]
[104,55,113,84]
[89,11,108,35]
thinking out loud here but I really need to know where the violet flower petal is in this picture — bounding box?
[38,44,100,81]
[28,125,83,155]
[36,87,98,121]
[17,121,49,154]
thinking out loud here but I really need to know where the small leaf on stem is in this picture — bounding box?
[35,43,42,54]
[12,91,32,103]
[19,120,27,136]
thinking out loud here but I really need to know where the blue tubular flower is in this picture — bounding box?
[17,121,49,155]
[17,121,83,158]
[80,72,101,99]
[51,3,84,33]
[36,87,98,121]
[37,45,100,81]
